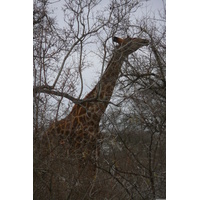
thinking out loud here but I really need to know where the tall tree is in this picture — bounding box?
[33,0,166,199]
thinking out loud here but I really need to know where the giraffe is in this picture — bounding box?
[42,36,149,176]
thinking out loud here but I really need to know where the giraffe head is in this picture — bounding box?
[113,36,149,56]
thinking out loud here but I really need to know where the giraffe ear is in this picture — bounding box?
[113,37,118,43]
[113,37,124,44]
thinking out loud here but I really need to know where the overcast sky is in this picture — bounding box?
[49,0,166,96]
[46,0,166,96]
[80,0,166,95]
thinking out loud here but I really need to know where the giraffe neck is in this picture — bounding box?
[85,53,124,102]
[67,51,126,126]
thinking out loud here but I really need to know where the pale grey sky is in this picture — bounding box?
[82,0,165,95]
[50,0,166,96]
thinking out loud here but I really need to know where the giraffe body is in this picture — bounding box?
[43,36,149,172]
